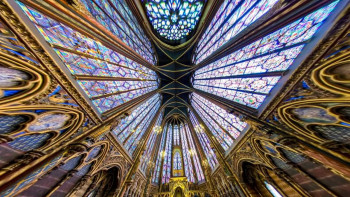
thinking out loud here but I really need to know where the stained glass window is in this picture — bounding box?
[192,1,339,109]
[179,123,195,182]
[190,93,247,150]
[162,123,173,183]
[152,123,168,183]
[142,0,206,40]
[18,2,159,114]
[173,124,180,145]
[81,0,157,65]
[189,109,218,170]
[184,123,205,182]
[113,94,161,155]
[173,150,182,176]
[193,0,279,64]
[141,110,164,172]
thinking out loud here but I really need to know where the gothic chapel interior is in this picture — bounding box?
[0,0,350,196]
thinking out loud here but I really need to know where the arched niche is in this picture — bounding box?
[0,51,50,106]
[0,105,84,169]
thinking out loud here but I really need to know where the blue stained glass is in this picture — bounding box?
[179,123,195,182]
[152,123,168,183]
[8,133,52,151]
[81,0,157,65]
[190,93,247,150]
[61,155,83,171]
[18,2,159,114]
[0,115,28,134]
[113,94,161,155]
[173,125,180,145]
[193,1,339,109]
[173,150,182,176]
[194,0,279,64]
[189,110,218,170]
[86,146,102,161]
[162,123,173,183]
[142,0,206,40]
[184,123,204,182]
[141,110,164,172]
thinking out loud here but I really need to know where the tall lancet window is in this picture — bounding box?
[173,149,183,176]
[190,93,246,150]
[162,124,173,183]
[192,1,340,109]
[17,2,159,115]
[179,123,195,182]
[152,123,168,184]
[193,0,280,64]
[112,94,161,155]
[174,125,180,145]
[189,110,218,170]
[184,123,205,182]
[81,0,157,64]
[140,109,164,172]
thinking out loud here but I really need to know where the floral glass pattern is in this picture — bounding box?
[142,0,206,40]
[192,1,339,109]
[190,93,247,150]
[18,2,159,114]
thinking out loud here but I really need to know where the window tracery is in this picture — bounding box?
[17,2,159,114]
[162,123,173,183]
[142,0,206,41]
[81,0,157,65]
[190,93,246,150]
[193,0,280,64]
[152,123,168,184]
[192,1,339,109]
[113,93,162,155]
[140,109,164,172]
[189,110,218,170]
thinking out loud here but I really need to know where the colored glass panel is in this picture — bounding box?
[173,151,182,176]
[173,125,180,145]
[152,123,168,183]
[18,2,159,113]
[194,0,279,64]
[142,0,206,40]
[193,1,339,108]
[184,123,205,182]
[189,110,218,170]
[81,0,156,65]
[179,123,195,182]
[141,110,164,172]
[162,124,173,183]
[113,94,161,155]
